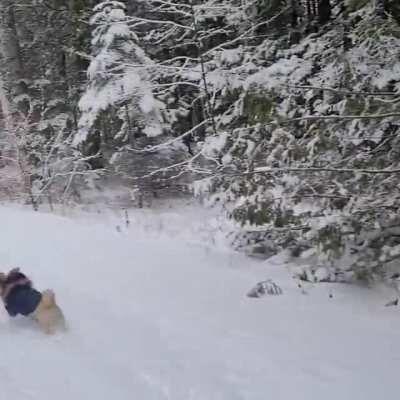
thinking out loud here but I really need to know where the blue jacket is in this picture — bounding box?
[5,285,42,317]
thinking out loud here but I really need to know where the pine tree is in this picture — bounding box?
[75,1,163,155]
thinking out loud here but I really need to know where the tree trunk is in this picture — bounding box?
[306,0,312,21]
[318,0,331,24]
[290,0,299,27]
[375,0,386,18]
[0,0,25,116]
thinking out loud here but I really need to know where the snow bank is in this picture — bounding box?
[0,205,399,400]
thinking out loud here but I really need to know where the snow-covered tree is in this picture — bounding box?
[75,1,163,153]
[129,0,400,284]
[0,0,92,208]
[191,1,400,282]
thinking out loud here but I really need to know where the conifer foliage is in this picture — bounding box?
[76,1,163,149]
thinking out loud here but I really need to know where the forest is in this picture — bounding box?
[0,0,400,284]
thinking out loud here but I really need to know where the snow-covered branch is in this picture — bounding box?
[203,6,290,56]
[128,16,193,31]
[285,85,398,97]
[127,119,211,153]
[278,113,400,123]
[248,167,400,175]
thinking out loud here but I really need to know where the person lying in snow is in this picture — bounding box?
[0,268,66,334]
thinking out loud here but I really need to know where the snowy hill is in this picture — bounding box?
[0,205,399,400]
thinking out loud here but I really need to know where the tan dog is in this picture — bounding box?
[0,269,67,335]
[31,289,67,334]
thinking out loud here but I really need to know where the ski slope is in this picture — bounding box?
[0,205,399,400]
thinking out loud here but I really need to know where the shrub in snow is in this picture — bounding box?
[247,280,283,298]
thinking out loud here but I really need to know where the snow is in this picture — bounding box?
[244,56,313,91]
[201,132,229,158]
[0,204,400,400]
[220,48,242,65]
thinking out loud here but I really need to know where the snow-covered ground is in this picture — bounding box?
[0,204,399,400]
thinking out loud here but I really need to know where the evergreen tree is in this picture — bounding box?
[75,0,163,153]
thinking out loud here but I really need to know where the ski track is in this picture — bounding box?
[0,206,399,400]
